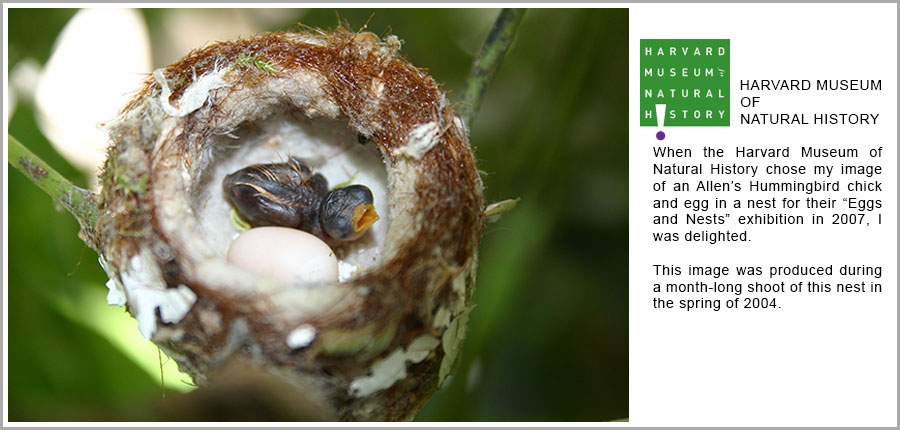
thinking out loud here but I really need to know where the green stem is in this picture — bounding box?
[459,8,526,130]
[8,134,100,249]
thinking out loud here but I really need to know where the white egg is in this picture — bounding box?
[226,226,339,285]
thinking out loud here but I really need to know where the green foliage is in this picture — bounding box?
[115,171,149,195]
[7,8,628,422]
[236,53,279,75]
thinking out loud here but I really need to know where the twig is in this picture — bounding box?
[459,8,526,130]
[7,134,100,249]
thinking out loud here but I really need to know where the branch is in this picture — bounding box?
[8,134,100,249]
[459,8,526,130]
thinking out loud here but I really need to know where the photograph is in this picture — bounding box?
[5,7,628,422]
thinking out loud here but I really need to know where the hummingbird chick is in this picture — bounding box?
[223,157,378,245]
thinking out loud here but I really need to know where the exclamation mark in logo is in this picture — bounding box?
[655,104,666,140]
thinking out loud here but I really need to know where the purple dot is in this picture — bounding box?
[656,131,666,140]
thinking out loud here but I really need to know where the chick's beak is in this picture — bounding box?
[350,204,379,239]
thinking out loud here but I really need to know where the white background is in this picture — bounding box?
[629,4,897,426]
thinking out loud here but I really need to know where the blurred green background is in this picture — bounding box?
[6,8,628,421]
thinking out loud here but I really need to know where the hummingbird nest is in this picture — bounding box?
[96,27,485,421]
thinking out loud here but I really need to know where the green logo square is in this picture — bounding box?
[640,39,730,127]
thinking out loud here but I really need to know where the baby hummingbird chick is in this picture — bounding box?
[223,157,378,245]
[320,185,379,241]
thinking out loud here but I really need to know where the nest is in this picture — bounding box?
[96,28,485,421]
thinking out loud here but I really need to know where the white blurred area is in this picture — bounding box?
[13,8,299,188]
[32,9,151,186]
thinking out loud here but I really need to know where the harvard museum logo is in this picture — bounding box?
[640,39,730,137]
